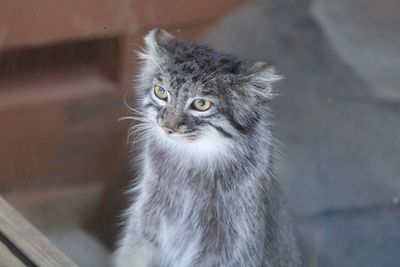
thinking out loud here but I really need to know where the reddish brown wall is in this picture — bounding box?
[0,0,249,247]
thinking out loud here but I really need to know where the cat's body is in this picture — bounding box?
[114,29,303,267]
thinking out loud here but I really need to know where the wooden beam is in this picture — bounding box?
[0,196,78,267]
[0,241,26,267]
[0,0,248,50]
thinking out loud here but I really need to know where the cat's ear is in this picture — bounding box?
[144,28,174,51]
[242,62,283,99]
[140,28,174,60]
[138,28,175,75]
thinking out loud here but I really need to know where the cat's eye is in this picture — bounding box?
[191,99,212,111]
[154,85,168,100]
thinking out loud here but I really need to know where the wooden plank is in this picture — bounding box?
[0,0,140,50]
[4,182,103,231]
[0,0,249,50]
[0,241,26,267]
[135,0,249,29]
[0,66,115,111]
[0,65,128,192]
[0,196,79,267]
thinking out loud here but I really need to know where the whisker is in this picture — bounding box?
[199,69,219,84]
[123,90,143,114]
[119,116,147,122]
[202,74,228,85]
[199,65,228,84]
[126,124,149,150]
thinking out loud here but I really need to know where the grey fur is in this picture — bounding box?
[114,29,304,267]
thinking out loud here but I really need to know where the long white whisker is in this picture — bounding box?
[119,116,147,122]
[126,123,149,151]
[199,65,229,84]
[202,74,228,85]
[122,90,144,114]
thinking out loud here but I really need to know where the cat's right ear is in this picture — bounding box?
[138,28,175,74]
[140,28,174,60]
[144,28,174,53]
[149,28,174,46]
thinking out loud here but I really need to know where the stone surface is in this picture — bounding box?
[47,227,111,267]
[312,0,400,101]
[204,0,400,215]
[299,204,400,267]
[203,0,400,265]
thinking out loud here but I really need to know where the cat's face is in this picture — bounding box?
[148,82,228,142]
[141,76,235,156]
[136,29,280,154]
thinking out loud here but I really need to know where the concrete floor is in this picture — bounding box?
[204,0,400,266]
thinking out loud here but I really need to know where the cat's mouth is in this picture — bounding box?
[168,132,199,141]
[157,126,199,141]
[177,132,199,141]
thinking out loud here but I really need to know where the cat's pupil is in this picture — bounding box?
[159,87,165,93]
[197,99,205,106]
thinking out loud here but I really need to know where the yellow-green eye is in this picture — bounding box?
[192,99,212,111]
[154,85,168,100]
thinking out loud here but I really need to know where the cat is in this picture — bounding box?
[114,28,304,267]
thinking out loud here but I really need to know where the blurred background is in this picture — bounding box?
[0,0,399,266]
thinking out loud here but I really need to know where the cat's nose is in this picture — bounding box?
[162,127,175,134]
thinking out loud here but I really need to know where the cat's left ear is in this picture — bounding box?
[242,62,283,99]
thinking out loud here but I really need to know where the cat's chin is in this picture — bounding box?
[153,125,230,158]
[160,131,199,143]
[171,134,199,142]
[153,125,198,142]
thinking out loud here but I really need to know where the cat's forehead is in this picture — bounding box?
[161,40,243,88]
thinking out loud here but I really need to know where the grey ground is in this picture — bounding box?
[204,0,400,266]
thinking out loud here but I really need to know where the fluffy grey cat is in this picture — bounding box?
[114,29,303,267]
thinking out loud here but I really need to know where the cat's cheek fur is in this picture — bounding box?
[144,102,232,163]
[150,124,232,165]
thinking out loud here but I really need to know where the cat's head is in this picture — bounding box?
[136,29,281,154]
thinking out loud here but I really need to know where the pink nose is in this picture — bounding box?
[162,127,174,134]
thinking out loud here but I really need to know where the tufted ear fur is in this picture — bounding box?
[144,28,174,53]
[138,28,175,76]
[242,62,283,99]
[140,29,174,59]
